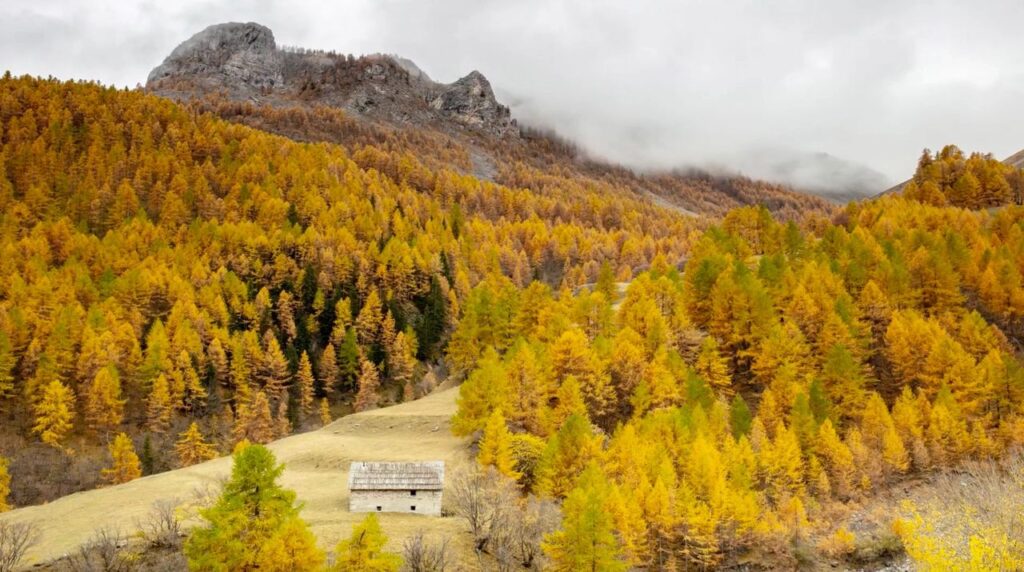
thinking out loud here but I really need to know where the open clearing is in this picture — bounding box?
[0,387,474,568]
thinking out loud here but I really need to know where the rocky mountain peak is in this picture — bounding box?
[430,70,513,132]
[146,22,517,137]
[147,22,282,91]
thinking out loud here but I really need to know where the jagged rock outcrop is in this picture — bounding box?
[147,22,517,137]
[148,22,283,92]
[431,71,513,132]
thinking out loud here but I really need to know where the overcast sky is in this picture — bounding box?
[4,0,1024,192]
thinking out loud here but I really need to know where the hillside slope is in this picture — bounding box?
[1004,148,1024,169]
[0,387,471,568]
[880,146,1024,196]
[147,21,835,218]
[0,75,706,511]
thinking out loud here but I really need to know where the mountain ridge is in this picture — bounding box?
[146,21,836,218]
[147,21,517,137]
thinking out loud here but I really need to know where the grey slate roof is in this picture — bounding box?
[348,461,445,491]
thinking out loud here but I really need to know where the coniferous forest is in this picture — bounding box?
[2,69,1024,570]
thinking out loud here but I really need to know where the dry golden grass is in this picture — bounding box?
[0,387,475,568]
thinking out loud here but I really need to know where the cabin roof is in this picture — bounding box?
[348,461,445,491]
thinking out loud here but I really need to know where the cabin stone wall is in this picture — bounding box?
[349,489,442,516]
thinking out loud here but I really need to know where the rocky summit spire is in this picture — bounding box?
[430,71,513,132]
[147,22,282,91]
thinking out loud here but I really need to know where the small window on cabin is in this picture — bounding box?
[410,490,417,496]
[411,505,416,511]
[376,506,382,512]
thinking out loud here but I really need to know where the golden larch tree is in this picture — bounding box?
[275,398,291,438]
[296,351,315,417]
[102,432,142,484]
[33,380,75,448]
[176,422,218,467]
[0,456,11,512]
[477,409,520,479]
[332,513,401,571]
[550,329,613,422]
[146,372,172,433]
[318,343,339,396]
[319,398,332,426]
[354,359,381,412]
[695,336,732,396]
[233,390,276,444]
[261,335,291,403]
[355,290,384,348]
[84,365,125,435]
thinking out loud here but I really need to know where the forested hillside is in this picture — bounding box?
[143,21,838,219]
[453,195,1024,568]
[200,98,836,220]
[0,75,699,505]
[4,72,1024,570]
[902,145,1024,208]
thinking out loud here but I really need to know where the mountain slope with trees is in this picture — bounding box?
[146,22,838,219]
[5,50,1024,567]
[0,74,703,505]
[452,193,1024,568]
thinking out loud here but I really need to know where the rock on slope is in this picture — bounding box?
[147,22,517,137]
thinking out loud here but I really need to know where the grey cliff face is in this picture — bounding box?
[147,22,517,137]
[431,71,514,132]
[147,22,283,91]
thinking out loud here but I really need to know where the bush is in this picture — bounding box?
[137,499,182,549]
[0,521,39,572]
[66,527,135,572]
[849,531,904,565]
[818,526,856,558]
[401,531,451,572]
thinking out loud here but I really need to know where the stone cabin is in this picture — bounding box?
[348,461,444,516]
